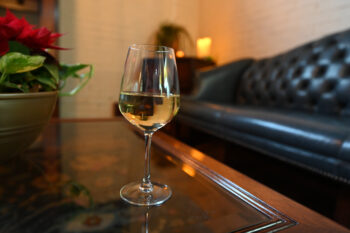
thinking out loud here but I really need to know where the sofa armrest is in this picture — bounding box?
[184,59,254,103]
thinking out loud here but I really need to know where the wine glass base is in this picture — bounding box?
[120,181,172,206]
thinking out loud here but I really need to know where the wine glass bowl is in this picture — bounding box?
[118,44,180,206]
[118,92,179,133]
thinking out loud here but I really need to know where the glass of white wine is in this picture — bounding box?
[118,44,180,206]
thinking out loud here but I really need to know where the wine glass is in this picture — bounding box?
[118,44,180,206]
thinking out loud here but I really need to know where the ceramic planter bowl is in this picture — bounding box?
[0,91,57,160]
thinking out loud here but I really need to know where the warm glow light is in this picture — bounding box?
[197,37,212,58]
[190,149,204,161]
[182,164,196,177]
[176,50,185,57]
[165,155,174,163]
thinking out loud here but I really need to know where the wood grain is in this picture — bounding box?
[152,130,350,233]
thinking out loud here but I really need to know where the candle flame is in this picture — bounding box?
[197,37,212,58]
[176,50,185,58]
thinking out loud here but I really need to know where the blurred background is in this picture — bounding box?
[2,0,350,229]
[58,0,350,118]
[2,0,350,118]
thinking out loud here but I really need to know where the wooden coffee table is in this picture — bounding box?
[0,119,348,233]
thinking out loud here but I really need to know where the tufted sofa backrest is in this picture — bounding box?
[236,29,350,117]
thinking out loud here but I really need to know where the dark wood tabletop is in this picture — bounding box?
[152,128,350,233]
[1,119,348,233]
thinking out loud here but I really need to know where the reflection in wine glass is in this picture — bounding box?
[142,207,151,233]
[118,44,180,206]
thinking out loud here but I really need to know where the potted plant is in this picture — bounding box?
[0,9,93,159]
[155,22,193,52]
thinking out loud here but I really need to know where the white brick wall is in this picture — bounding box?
[199,0,350,64]
[58,0,350,118]
[58,0,199,118]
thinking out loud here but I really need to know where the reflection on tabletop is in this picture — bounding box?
[0,121,275,233]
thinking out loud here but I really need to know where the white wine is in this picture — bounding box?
[119,92,180,132]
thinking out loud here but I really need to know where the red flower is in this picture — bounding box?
[17,26,64,50]
[0,9,31,39]
[0,9,64,55]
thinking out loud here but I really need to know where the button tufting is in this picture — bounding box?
[273,60,280,67]
[326,38,337,47]
[332,49,347,61]
[308,53,320,63]
[276,69,284,79]
[323,80,337,92]
[313,65,327,77]
[290,57,298,65]
[293,67,303,78]
[236,30,350,117]
[298,79,310,90]
[262,70,268,79]
[280,81,288,90]
[246,70,255,79]
[338,101,347,110]
[259,60,266,67]
[309,98,317,108]
[340,64,350,77]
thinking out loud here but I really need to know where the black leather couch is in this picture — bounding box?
[179,29,350,183]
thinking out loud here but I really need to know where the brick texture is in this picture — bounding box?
[59,0,350,118]
[199,0,350,65]
[58,0,199,118]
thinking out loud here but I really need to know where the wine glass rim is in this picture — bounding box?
[129,44,174,53]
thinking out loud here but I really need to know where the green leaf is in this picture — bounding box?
[0,52,45,74]
[59,64,89,80]
[0,81,23,91]
[37,76,57,90]
[59,64,93,96]
[44,63,59,84]
[21,82,30,92]
[64,180,95,209]
[8,41,30,55]
[0,72,7,84]
[30,66,58,90]
[24,72,38,82]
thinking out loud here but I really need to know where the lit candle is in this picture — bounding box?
[176,50,185,58]
[197,37,212,58]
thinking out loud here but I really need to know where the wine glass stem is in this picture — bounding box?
[140,132,154,193]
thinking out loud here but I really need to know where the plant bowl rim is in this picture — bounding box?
[0,91,58,99]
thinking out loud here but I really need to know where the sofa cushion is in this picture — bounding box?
[339,136,350,163]
[179,112,350,182]
[179,99,350,181]
[190,59,253,103]
[178,28,350,182]
[236,29,350,117]
[180,99,350,161]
